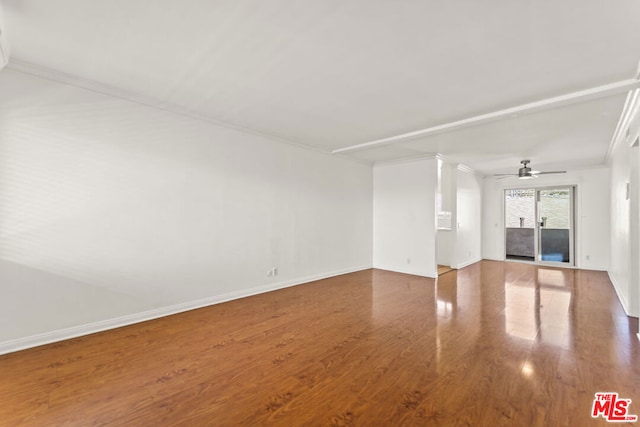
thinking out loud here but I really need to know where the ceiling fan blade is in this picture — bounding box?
[533,171,567,175]
[499,160,566,180]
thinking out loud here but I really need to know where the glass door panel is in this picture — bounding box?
[538,188,573,265]
[505,186,574,266]
[504,189,536,261]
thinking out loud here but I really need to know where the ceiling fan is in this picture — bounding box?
[493,160,566,180]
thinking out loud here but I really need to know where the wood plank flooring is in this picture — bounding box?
[437,264,454,276]
[1,260,639,426]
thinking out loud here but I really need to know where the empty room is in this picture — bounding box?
[1,1,640,425]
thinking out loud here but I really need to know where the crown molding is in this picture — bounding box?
[5,59,351,159]
[456,163,476,175]
[333,79,640,154]
[606,88,640,163]
[373,153,440,167]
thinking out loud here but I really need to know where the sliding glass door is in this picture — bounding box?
[538,187,573,264]
[505,189,536,262]
[505,186,574,266]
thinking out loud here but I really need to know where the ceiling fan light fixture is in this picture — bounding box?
[493,159,566,180]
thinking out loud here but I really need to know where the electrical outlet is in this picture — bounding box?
[273,267,278,276]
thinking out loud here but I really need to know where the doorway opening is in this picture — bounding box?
[504,186,575,266]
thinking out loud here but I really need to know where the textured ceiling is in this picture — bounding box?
[2,0,640,173]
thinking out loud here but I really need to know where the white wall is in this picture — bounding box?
[482,167,611,271]
[0,69,373,352]
[436,161,454,266]
[609,140,633,315]
[0,259,153,344]
[0,12,8,71]
[439,161,454,213]
[373,158,438,277]
[436,230,452,266]
[453,166,483,269]
[609,90,640,317]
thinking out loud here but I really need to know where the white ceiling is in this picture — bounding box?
[2,0,640,174]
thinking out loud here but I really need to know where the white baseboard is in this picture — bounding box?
[454,257,482,269]
[607,271,632,317]
[372,264,437,279]
[0,264,372,356]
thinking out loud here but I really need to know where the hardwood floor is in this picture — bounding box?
[437,264,454,276]
[1,260,639,426]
